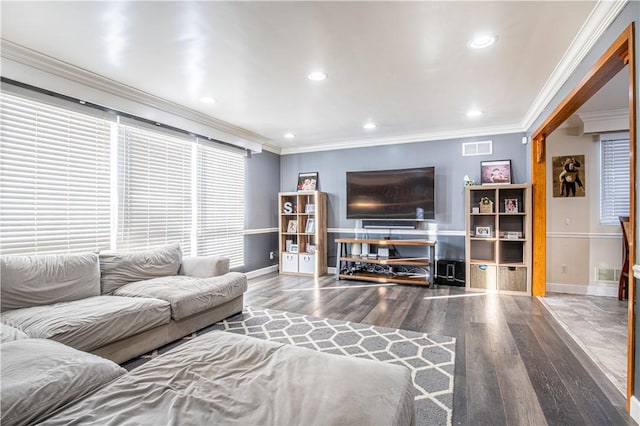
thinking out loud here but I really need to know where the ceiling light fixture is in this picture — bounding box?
[466,108,483,118]
[363,122,377,130]
[201,96,217,104]
[284,132,296,139]
[468,34,497,49]
[307,71,327,81]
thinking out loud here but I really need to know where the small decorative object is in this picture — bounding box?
[297,172,318,191]
[479,197,494,213]
[307,244,317,253]
[305,218,315,233]
[504,198,518,213]
[290,243,299,253]
[505,232,520,239]
[305,204,315,213]
[377,247,390,258]
[475,226,491,238]
[285,240,293,251]
[464,175,475,188]
[283,201,293,214]
[552,155,585,197]
[287,220,297,233]
[480,160,511,185]
[472,207,480,214]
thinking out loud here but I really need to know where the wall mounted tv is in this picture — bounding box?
[346,166,435,220]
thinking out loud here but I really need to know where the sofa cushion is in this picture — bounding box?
[0,323,29,343]
[113,272,247,321]
[1,338,126,426]
[179,255,230,277]
[40,331,415,426]
[1,295,171,351]
[1,252,100,311]
[99,243,182,294]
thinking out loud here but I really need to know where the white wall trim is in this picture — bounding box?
[578,108,630,133]
[520,0,629,131]
[546,282,618,297]
[243,227,278,235]
[327,228,465,237]
[546,232,621,239]
[245,264,278,279]
[1,40,266,153]
[631,395,640,425]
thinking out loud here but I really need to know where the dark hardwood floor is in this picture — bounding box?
[245,273,632,426]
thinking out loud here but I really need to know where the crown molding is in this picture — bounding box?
[578,108,630,133]
[279,123,524,155]
[520,0,628,131]
[0,39,269,152]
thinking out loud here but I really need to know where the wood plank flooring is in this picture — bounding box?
[245,273,633,425]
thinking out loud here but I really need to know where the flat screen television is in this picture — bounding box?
[346,166,435,220]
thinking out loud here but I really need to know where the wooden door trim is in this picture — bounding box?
[530,23,636,409]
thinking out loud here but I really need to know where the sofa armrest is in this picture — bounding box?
[178,256,230,278]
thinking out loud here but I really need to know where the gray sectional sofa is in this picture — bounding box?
[0,244,416,426]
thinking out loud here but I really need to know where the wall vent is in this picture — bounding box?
[595,267,621,283]
[462,140,493,156]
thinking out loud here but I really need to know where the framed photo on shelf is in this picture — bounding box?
[290,244,299,253]
[297,172,318,191]
[305,218,315,233]
[480,160,511,185]
[504,198,519,213]
[305,203,315,213]
[287,220,298,233]
[475,226,492,238]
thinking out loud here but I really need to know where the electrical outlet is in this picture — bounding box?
[269,251,275,260]
[561,264,567,274]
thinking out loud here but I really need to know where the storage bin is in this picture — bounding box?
[498,266,527,292]
[469,264,496,290]
[299,254,316,274]
[281,253,298,273]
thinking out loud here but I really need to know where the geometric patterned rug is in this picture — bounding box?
[124,306,456,426]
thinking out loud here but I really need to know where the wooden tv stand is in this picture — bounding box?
[335,238,435,286]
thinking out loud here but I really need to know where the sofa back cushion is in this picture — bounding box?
[99,243,182,294]
[1,252,100,311]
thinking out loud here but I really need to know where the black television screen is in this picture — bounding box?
[346,166,435,220]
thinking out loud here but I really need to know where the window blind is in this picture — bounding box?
[0,92,111,254]
[197,139,245,267]
[600,137,630,225]
[116,124,192,254]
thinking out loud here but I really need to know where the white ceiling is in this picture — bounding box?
[0,1,627,154]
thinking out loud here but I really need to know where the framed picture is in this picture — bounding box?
[297,172,318,191]
[305,204,315,213]
[287,220,297,233]
[480,160,511,185]
[290,243,299,253]
[305,218,315,233]
[504,198,518,213]
[552,155,585,197]
[475,226,491,238]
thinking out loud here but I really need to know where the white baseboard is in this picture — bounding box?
[546,282,618,297]
[630,395,640,425]
[245,265,278,279]
[328,266,336,274]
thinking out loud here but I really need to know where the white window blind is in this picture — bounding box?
[600,137,630,225]
[117,124,192,254]
[197,140,245,267]
[0,92,111,255]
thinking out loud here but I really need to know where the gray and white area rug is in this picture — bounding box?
[125,307,457,425]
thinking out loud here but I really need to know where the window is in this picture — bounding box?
[600,135,630,225]
[197,140,245,267]
[0,92,111,255]
[117,124,193,254]
[0,90,246,267]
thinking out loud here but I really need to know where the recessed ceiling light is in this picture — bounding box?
[284,132,296,139]
[466,108,483,118]
[307,71,327,81]
[363,122,377,130]
[468,34,497,49]
[201,96,217,104]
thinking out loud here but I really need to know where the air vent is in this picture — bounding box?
[462,140,493,156]
[595,267,621,283]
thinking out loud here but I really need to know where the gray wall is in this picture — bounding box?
[524,1,639,401]
[240,149,280,272]
[281,132,527,262]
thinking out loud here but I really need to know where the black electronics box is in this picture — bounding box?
[436,259,465,286]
